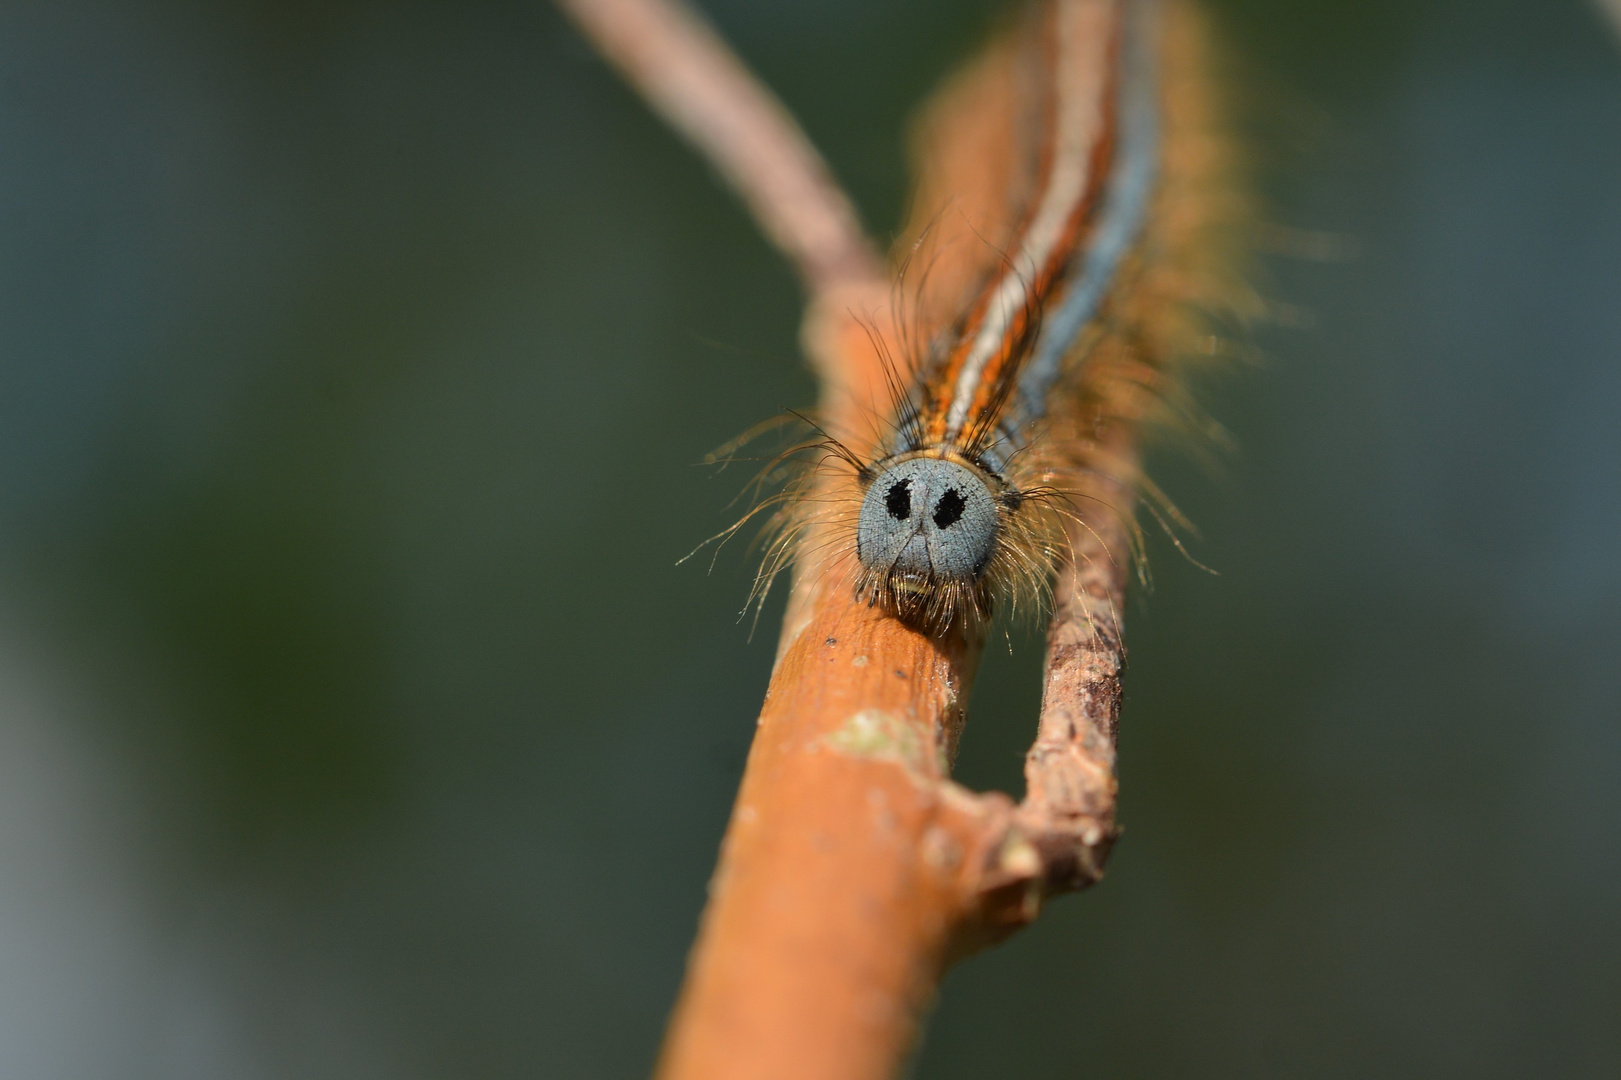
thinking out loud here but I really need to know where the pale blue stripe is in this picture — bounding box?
[1006,0,1160,441]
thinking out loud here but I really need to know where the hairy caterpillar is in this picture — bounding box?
[705,0,1248,636]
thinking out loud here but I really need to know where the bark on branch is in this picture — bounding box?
[556,2,1153,1077]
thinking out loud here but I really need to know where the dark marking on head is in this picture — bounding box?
[855,455,1002,586]
[885,479,912,521]
[932,488,966,529]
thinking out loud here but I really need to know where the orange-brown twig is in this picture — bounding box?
[555,1,1236,1077]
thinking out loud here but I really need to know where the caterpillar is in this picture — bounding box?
[714,0,1246,636]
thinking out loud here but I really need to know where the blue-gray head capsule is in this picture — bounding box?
[856,456,1000,582]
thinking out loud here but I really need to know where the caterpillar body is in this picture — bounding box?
[735,0,1244,635]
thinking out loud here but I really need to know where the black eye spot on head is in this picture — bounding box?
[857,457,998,581]
[885,478,912,521]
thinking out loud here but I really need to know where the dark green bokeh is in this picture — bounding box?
[0,0,1615,1076]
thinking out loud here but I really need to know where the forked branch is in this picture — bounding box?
[556,2,1150,1078]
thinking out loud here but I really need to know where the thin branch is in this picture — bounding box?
[553,0,884,294]
[550,1,1212,1078]
[1009,462,1131,900]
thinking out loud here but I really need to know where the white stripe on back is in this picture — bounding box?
[941,0,1116,439]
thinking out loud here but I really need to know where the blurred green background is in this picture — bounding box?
[1,0,1617,1076]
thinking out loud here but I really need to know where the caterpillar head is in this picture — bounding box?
[854,453,1013,630]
